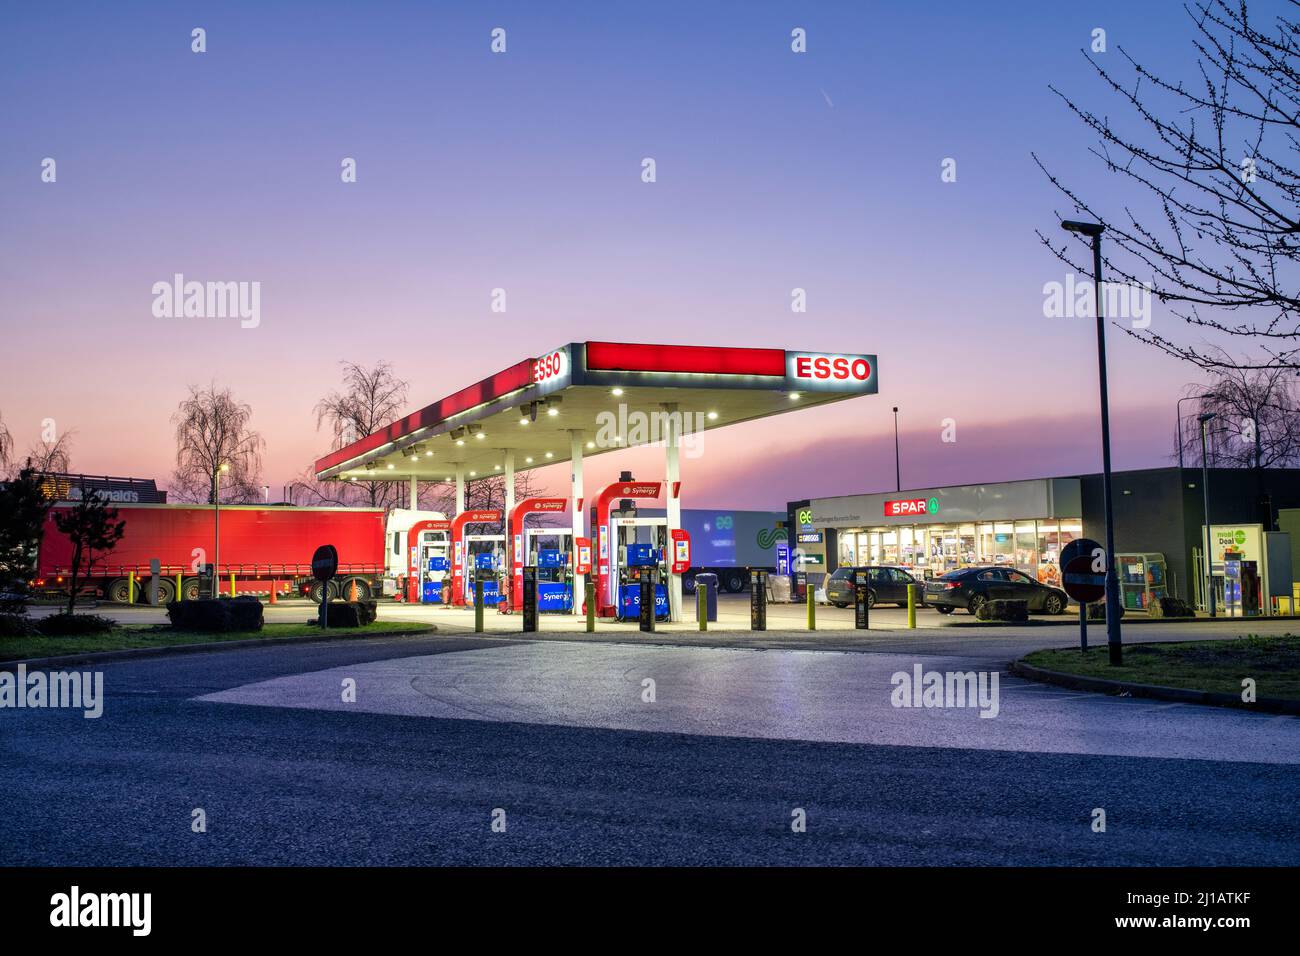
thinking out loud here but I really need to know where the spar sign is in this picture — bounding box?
[884,497,939,518]
[785,352,878,393]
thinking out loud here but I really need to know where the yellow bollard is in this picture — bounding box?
[126,570,135,604]
[698,585,707,631]
[175,572,183,602]
[229,571,236,599]
[807,580,816,630]
[585,581,596,633]
[474,579,485,633]
[907,584,917,629]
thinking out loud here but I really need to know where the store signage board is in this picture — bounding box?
[884,497,940,518]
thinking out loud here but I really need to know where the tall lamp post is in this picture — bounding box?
[1060,219,1123,664]
[892,406,901,492]
[213,462,228,598]
[1198,413,1217,618]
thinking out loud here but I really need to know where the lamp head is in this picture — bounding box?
[1060,219,1105,237]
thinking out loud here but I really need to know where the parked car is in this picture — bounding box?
[825,566,924,609]
[924,566,1068,616]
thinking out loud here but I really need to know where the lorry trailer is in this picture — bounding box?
[35,503,441,604]
[632,508,787,593]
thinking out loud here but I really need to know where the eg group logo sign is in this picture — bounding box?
[785,352,877,393]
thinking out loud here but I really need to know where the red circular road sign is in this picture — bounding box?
[1062,554,1105,604]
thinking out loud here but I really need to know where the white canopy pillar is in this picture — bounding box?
[455,466,465,516]
[570,430,585,616]
[504,449,515,520]
[663,403,683,622]
[409,475,418,510]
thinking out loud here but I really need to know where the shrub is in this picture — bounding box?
[322,601,378,628]
[975,599,1029,622]
[1086,602,1127,621]
[1147,596,1195,618]
[36,613,117,636]
[0,613,37,637]
[166,596,264,633]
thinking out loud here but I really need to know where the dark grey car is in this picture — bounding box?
[825,565,923,609]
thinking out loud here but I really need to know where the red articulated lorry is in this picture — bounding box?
[35,504,388,604]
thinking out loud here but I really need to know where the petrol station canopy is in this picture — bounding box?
[313,342,878,482]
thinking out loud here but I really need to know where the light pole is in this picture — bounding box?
[1198,413,1216,618]
[892,406,901,492]
[1061,219,1123,665]
[213,462,228,598]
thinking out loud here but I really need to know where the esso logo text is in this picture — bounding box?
[532,349,568,383]
[793,355,871,381]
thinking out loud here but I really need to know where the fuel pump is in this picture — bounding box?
[617,541,668,621]
[533,543,573,613]
[450,509,504,606]
[507,497,570,612]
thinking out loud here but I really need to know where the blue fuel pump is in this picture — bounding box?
[617,543,669,621]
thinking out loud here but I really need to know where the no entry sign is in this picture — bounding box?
[1060,538,1105,604]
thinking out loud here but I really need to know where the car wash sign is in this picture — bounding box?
[884,497,939,517]
[785,352,877,393]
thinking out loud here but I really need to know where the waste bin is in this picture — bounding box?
[694,572,719,622]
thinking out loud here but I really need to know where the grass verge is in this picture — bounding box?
[1022,633,1300,700]
[0,620,436,662]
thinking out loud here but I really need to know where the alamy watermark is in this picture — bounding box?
[152,273,260,328]
[1,664,104,718]
[891,664,999,718]
[593,404,708,458]
[1042,273,1151,329]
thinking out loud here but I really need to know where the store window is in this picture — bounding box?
[1014,521,1037,573]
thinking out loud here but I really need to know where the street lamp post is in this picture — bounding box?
[1198,413,1217,618]
[892,406,901,492]
[213,462,229,599]
[1060,219,1123,665]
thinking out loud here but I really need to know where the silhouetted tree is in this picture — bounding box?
[171,384,264,503]
[53,484,125,615]
[0,465,52,613]
[1037,0,1300,372]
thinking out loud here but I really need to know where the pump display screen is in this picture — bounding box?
[626,543,659,567]
[473,553,496,570]
[537,550,567,568]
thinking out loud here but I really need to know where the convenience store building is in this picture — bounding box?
[788,466,1300,612]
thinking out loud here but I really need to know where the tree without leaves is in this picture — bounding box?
[26,429,74,475]
[0,466,52,613]
[0,413,13,474]
[1035,0,1300,371]
[53,484,125,616]
[307,361,410,510]
[171,384,265,504]
[1177,347,1300,466]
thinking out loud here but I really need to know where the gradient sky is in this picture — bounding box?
[1,1,1264,509]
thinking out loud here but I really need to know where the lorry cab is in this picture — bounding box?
[384,509,451,601]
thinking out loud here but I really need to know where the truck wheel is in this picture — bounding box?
[340,578,371,600]
[180,577,203,601]
[150,579,176,605]
[106,578,139,604]
[682,573,697,595]
[307,580,338,604]
[723,570,745,593]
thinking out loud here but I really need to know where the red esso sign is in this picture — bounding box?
[532,349,567,384]
[885,498,928,517]
[794,355,871,382]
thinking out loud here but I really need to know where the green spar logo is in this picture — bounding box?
[757,527,781,550]
[927,497,940,515]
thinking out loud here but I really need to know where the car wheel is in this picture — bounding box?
[866,590,877,609]
[832,601,848,609]
[935,605,955,615]
[1043,592,1065,615]
[967,593,986,616]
